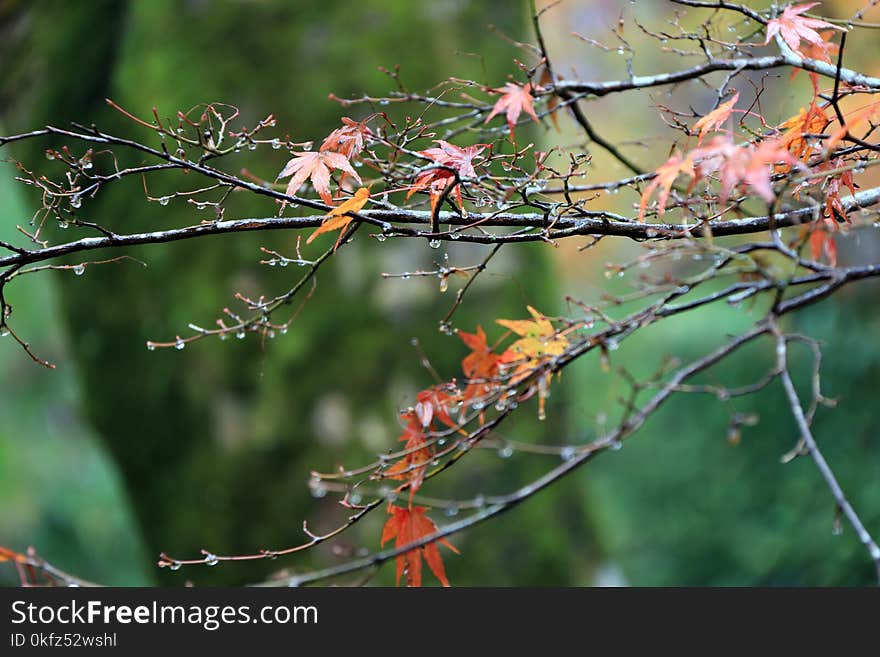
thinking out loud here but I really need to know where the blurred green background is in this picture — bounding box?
[0,0,878,586]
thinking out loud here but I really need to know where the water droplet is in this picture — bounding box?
[349,492,362,505]
[204,553,219,566]
[146,341,156,351]
[428,239,442,249]
[473,494,485,507]
[445,505,459,517]
[0,327,9,338]
[610,440,623,451]
[354,160,363,168]
[449,232,460,240]
[302,142,313,151]
[81,160,93,170]
[278,259,288,267]
[560,446,576,461]
[196,203,206,210]
[158,196,170,206]
[375,233,387,242]
[45,150,55,160]
[617,47,625,55]
[271,138,282,150]
[471,400,484,411]
[72,264,85,276]
[267,259,277,266]
[247,141,257,151]
[57,220,69,229]
[236,330,246,339]
[70,195,82,209]
[439,322,453,335]
[175,339,185,350]
[169,561,181,571]
[378,99,390,106]
[498,445,513,459]
[607,339,619,351]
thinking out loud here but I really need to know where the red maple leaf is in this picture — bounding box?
[407,140,487,211]
[458,325,501,408]
[484,82,540,138]
[381,504,458,587]
[277,150,361,205]
[764,3,845,61]
[414,384,459,429]
[384,411,433,493]
[691,136,800,203]
[320,117,373,159]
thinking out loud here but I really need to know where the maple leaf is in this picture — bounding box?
[407,140,487,211]
[381,504,458,587]
[384,411,433,493]
[790,30,839,79]
[693,92,739,144]
[306,187,371,250]
[0,547,27,563]
[807,218,839,265]
[692,136,799,203]
[414,384,460,429]
[277,150,361,205]
[778,102,829,162]
[497,306,569,419]
[320,117,373,159]
[639,151,695,221]
[458,326,501,408]
[484,82,540,139]
[764,3,845,61]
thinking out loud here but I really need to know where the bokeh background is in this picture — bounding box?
[0,0,878,586]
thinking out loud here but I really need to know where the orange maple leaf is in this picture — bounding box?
[639,151,695,221]
[778,102,829,162]
[277,150,361,205]
[693,92,739,144]
[320,117,372,159]
[0,547,27,563]
[458,326,501,409]
[381,504,458,587]
[384,411,433,493]
[764,3,845,61]
[306,187,371,250]
[808,219,838,265]
[484,82,540,139]
[407,140,487,212]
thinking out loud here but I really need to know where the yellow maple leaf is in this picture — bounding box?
[496,306,569,419]
[306,187,371,250]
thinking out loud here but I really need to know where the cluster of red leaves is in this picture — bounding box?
[407,140,487,212]
[277,117,371,205]
[380,306,568,585]
[640,136,799,220]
